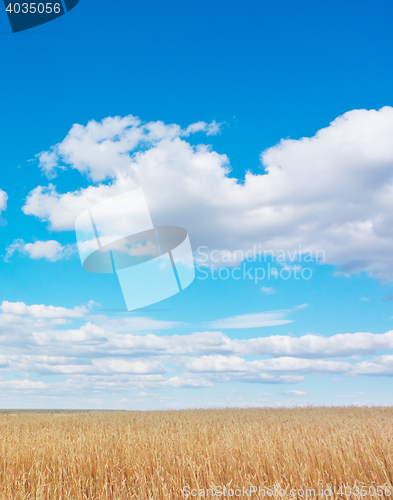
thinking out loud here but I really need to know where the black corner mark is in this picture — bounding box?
[64,0,78,12]
[4,0,79,33]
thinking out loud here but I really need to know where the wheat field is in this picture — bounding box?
[0,407,392,499]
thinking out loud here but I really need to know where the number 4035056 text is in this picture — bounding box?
[5,3,61,14]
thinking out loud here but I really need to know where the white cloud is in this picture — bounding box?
[284,390,307,396]
[5,239,75,262]
[0,301,88,318]
[0,189,7,212]
[34,116,221,181]
[21,107,393,283]
[0,379,48,389]
[34,358,165,375]
[0,355,9,368]
[1,298,393,400]
[162,376,214,388]
[92,315,180,333]
[207,311,293,329]
[184,120,222,136]
[92,358,164,374]
[32,322,107,344]
[95,329,393,359]
[3,303,393,363]
[354,355,393,375]
[206,305,306,329]
[261,287,275,294]
[185,355,351,374]
[242,330,393,358]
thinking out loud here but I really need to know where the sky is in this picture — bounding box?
[1,0,393,409]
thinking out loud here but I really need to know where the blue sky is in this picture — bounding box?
[1,0,393,409]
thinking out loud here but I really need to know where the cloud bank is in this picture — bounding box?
[0,301,393,405]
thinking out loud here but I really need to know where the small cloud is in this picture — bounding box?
[360,297,370,301]
[136,391,148,397]
[86,300,99,310]
[5,239,75,262]
[4,240,23,262]
[206,120,222,136]
[183,120,222,137]
[261,287,275,295]
[294,303,309,310]
[284,390,307,396]
[206,309,295,329]
[37,150,60,179]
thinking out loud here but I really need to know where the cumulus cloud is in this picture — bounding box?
[5,239,75,262]
[354,355,393,375]
[35,357,165,375]
[0,301,88,318]
[21,107,393,282]
[34,116,221,181]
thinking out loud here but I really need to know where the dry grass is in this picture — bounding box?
[0,407,392,499]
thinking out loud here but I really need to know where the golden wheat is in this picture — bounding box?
[0,407,392,499]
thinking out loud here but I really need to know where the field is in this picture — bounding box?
[0,407,392,499]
